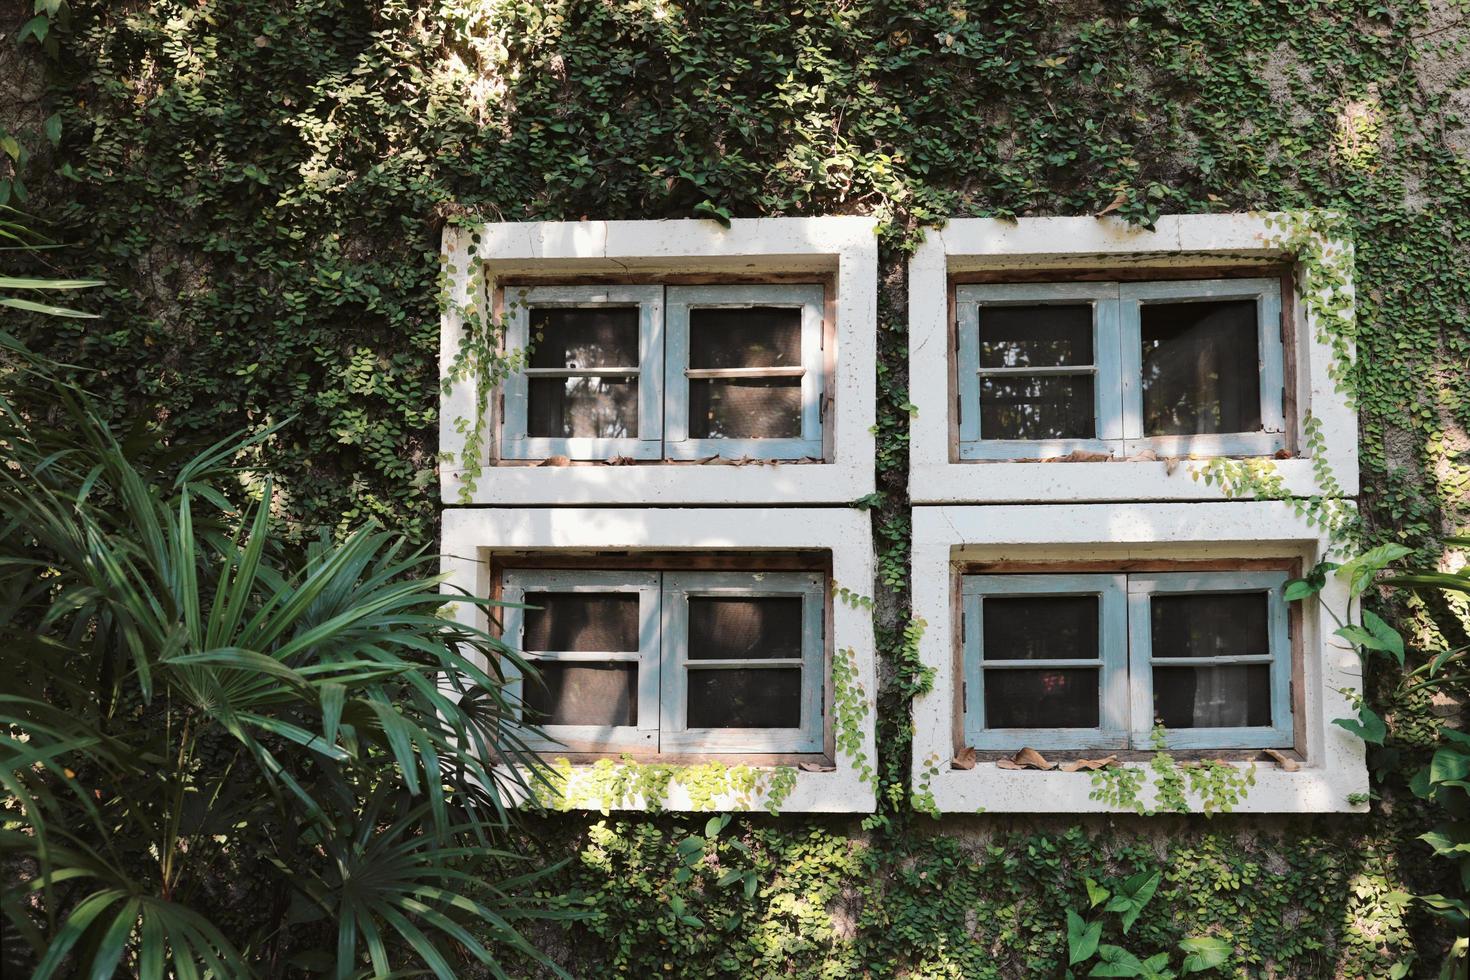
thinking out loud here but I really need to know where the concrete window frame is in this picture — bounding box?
[909,213,1358,504]
[441,506,877,813]
[440,217,878,506]
[910,502,1368,814]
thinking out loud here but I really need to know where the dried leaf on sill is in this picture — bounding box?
[1041,450,1114,464]
[952,746,977,770]
[1059,755,1118,772]
[605,455,637,466]
[1263,748,1301,772]
[994,747,1056,771]
[539,454,571,467]
[798,761,836,773]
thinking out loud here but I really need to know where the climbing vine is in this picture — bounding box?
[6,0,1468,973]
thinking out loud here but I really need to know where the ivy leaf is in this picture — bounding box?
[692,200,732,227]
[705,814,730,838]
[1361,610,1404,663]
[1335,544,1412,596]
[43,113,62,147]
[1430,747,1470,785]
[1067,910,1102,965]
[1178,936,1231,974]
[1089,944,1146,977]
[1333,706,1386,745]
[743,871,757,900]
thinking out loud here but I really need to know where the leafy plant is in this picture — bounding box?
[0,207,101,318]
[1064,871,1231,978]
[0,341,571,977]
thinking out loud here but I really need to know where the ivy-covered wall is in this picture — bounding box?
[6,0,1469,974]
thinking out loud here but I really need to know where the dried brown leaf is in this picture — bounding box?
[1060,755,1118,772]
[952,746,977,770]
[1263,748,1301,772]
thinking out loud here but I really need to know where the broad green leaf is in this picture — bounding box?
[1431,747,1470,785]
[1334,707,1386,745]
[1085,876,1110,908]
[1090,944,1147,977]
[1361,609,1405,663]
[1068,910,1102,965]
[1179,936,1231,974]
[1336,544,1412,596]
[1282,577,1320,602]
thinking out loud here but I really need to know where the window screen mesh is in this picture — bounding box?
[528,308,639,368]
[977,305,1093,368]
[981,594,1100,660]
[1140,300,1261,435]
[523,662,637,727]
[688,378,802,439]
[1153,664,1271,728]
[984,668,1100,728]
[527,377,638,438]
[686,667,802,728]
[687,596,803,660]
[522,592,641,652]
[979,375,1095,441]
[688,308,802,368]
[1150,593,1268,658]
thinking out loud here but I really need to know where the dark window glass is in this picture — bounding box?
[979,375,1095,440]
[686,667,801,728]
[527,377,638,438]
[977,305,1093,368]
[523,662,637,727]
[982,595,1099,661]
[528,308,640,368]
[522,592,640,652]
[689,308,801,368]
[688,596,804,660]
[1153,664,1271,728]
[1140,300,1261,436]
[984,668,1100,728]
[1150,593,1269,659]
[689,378,802,439]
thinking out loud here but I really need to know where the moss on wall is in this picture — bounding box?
[6,0,1469,973]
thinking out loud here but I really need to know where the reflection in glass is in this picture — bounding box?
[978,305,1093,368]
[686,667,801,728]
[529,308,640,368]
[982,595,1099,660]
[1141,300,1261,435]
[522,592,641,652]
[688,597,804,660]
[523,662,637,727]
[1150,593,1268,659]
[1153,664,1271,728]
[689,378,801,439]
[984,668,1100,728]
[979,375,1094,440]
[528,377,638,438]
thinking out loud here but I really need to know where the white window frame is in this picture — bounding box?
[664,285,825,460]
[501,570,661,752]
[660,571,825,753]
[911,502,1368,814]
[500,285,665,461]
[910,213,1358,504]
[440,506,877,813]
[440,217,877,506]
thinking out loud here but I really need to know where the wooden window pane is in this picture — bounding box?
[1150,593,1268,658]
[689,308,801,368]
[1140,300,1261,435]
[983,595,1099,660]
[522,592,640,652]
[528,308,640,368]
[1153,664,1271,728]
[980,375,1095,440]
[523,662,637,726]
[688,596,803,660]
[978,305,1093,368]
[689,378,802,439]
[686,667,802,728]
[984,668,1100,728]
[527,377,638,438]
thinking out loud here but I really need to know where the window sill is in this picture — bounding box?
[512,754,870,814]
[921,758,1367,814]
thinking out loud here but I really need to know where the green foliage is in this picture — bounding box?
[6,0,1470,972]
[1090,727,1257,816]
[0,351,568,977]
